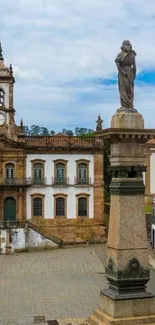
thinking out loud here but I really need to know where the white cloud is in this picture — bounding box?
[0,0,155,130]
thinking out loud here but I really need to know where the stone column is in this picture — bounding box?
[18,189,23,221]
[103,111,152,300]
[87,110,155,325]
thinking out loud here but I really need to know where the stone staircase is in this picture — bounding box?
[26,220,64,247]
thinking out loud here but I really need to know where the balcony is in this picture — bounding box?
[32,178,46,186]
[0,178,32,187]
[0,221,26,229]
[74,177,92,186]
[52,177,69,186]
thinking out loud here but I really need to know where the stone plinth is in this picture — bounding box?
[100,295,155,318]
[86,295,155,325]
[111,110,144,129]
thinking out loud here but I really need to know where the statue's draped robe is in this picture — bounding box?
[115,50,136,108]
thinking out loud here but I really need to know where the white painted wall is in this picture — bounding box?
[150,152,155,194]
[28,229,57,247]
[26,186,93,219]
[11,229,25,249]
[5,228,57,251]
[26,153,94,184]
[26,154,94,219]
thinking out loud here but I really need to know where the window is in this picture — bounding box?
[33,198,42,216]
[78,163,87,184]
[0,89,4,107]
[33,163,43,184]
[76,193,90,218]
[54,193,67,218]
[56,197,65,216]
[76,160,90,185]
[5,163,14,184]
[31,194,45,217]
[56,163,65,184]
[78,197,87,216]
[53,160,68,186]
[31,160,45,185]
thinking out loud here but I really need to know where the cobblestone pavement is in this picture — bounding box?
[0,245,108,325]
[1,244,155,325]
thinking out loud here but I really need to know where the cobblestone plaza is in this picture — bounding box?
[0,245,107,325]
[0,245,154,325]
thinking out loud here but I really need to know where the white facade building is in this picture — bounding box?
[26,153,94,220]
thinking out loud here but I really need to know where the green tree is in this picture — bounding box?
[30,125,41,135]
[62,128,74,136]
[50,130,55,135]
[40,127,49,136]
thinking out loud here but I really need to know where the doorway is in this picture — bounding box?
[4,197,16,221]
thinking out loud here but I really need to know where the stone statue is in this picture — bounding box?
[115,40,136,109]
[96,115,103,131]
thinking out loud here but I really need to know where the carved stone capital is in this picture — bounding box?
[102,257,153,300]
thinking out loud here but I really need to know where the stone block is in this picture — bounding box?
[100,294,155,318]
[111,111,144,129]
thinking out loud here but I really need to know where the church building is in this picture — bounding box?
[0,43,105,252]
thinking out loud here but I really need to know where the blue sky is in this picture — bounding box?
[1,0,155,131]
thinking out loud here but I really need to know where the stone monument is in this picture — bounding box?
[86,41,155,324]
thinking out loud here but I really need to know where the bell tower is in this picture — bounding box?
[0,42,16,135]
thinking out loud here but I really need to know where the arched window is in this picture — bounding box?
[33,197,43,216]
[33,163,43,184]
[5,163,14,183]
[78,197,88,216]
[78,163,88,184]
[0,89,4,107]
[56,163,65,184]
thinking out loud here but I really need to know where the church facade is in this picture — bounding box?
[0,43,105,248]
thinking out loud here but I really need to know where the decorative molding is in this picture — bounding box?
[106,257,150,280]
[75,193,90,197]
[102,257,152,300]
[53,193,68,197]
[110,180,145,195]
[109,166,147,179]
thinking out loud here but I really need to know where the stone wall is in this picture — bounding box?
[31,217,106,244]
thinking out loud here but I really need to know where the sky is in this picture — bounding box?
[1,0,155,132]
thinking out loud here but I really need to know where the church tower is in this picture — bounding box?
[0,42,16,136]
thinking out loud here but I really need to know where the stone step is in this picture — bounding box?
[88,309,155,325]
[87,314,105,325]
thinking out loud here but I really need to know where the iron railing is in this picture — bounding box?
[0,221,26,229]
[74,177,92,185]
[51,177,69,186]
[0,178,32,186]
[32,178,46,185]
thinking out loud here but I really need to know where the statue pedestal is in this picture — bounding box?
[111,109,144,129]
[86,110,155,325]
